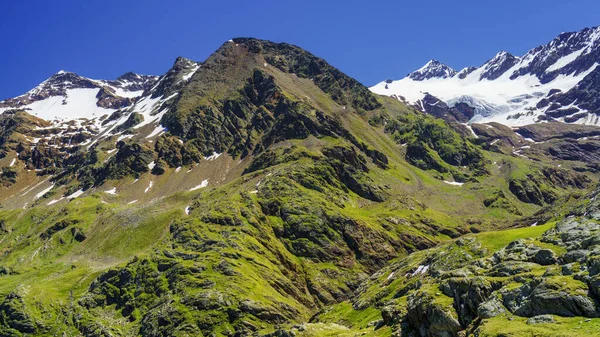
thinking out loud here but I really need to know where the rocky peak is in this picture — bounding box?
[145,56,200,98]
[511,26,600,82]
[479,51,519,80]
[108,72,158,92]
[408,60,457,81]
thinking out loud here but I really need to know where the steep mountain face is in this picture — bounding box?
[372,26,600,126]
[0,37,599,337]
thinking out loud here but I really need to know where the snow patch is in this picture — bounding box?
[443,181,464,186]
[189,180,209,191]
[145,181,153,193]
[67,189,84,199]
[546,48,586,72]
[146,125,166,138]
[204,152,222,161]
[182,64,200,81]
[47,198,65,206]
[34,184,54,200]
[11,88,116,121]
[104,188,117,195]
[411,265,429,276]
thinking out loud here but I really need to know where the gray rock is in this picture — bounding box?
[407,291,461,337]
[562,263,576,276]
[440,277,494,327]
[588,256,600,276]
[560,250,588,264]
[502,280,597,317]
[477,297,506,318]
[489,261,535,277]
[527,315,555,324]
[533,249,557,265]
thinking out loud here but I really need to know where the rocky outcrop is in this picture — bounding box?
[406,290,462,337]
[0,293,37,335]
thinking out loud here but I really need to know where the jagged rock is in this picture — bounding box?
[477,297,506,318]
[533,249,557,265]
[501,280,597,317]
[489,261,535,277]
[406,291,461,337]
[542,218,600,250]
[560,250,589,264]
[0,293,37,334]
[71,227,87,242]
[440,277,495,327]
[588,256,600,276]
[492,240,556,266]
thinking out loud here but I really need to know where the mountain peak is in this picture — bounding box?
[173,56,196,68]
[408,60,457,81]
[479,50,519,80]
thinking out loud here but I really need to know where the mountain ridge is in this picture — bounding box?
[372,25,600,126]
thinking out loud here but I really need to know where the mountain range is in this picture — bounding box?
[0,28,599,337]
[372,26,600,126]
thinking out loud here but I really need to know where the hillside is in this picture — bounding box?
[0,38,598,337]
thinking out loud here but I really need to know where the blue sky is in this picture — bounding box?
[1,0,599,99]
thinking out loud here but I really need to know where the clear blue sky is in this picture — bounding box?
[1,0,599,99]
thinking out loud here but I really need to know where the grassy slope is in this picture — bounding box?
[0,41,597,336]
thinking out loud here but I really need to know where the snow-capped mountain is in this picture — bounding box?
[407,60,457,80]
[0,57,202,174]
[0,71,158,121]
[371,26,600,126]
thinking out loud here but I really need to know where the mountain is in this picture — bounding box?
[372,26,600,126]
[0,37,599,337]
[0,70,158,121]
[407,60,457,81]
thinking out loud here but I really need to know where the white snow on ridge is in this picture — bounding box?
[67,189,84,199]
[131,92,178,130]
[146,125,166,138]
[204,152,222,161]
[48,198,65,206]
[9,158,16,167]
[145,181,154,193]
[546,48,586,72]
[189,180,209,191]
[443,181,464,186]
[111,88,144,98]
[0,88,116,121]
[34,184,54,200]
[371,28,600,127]
[182,64,200,81]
